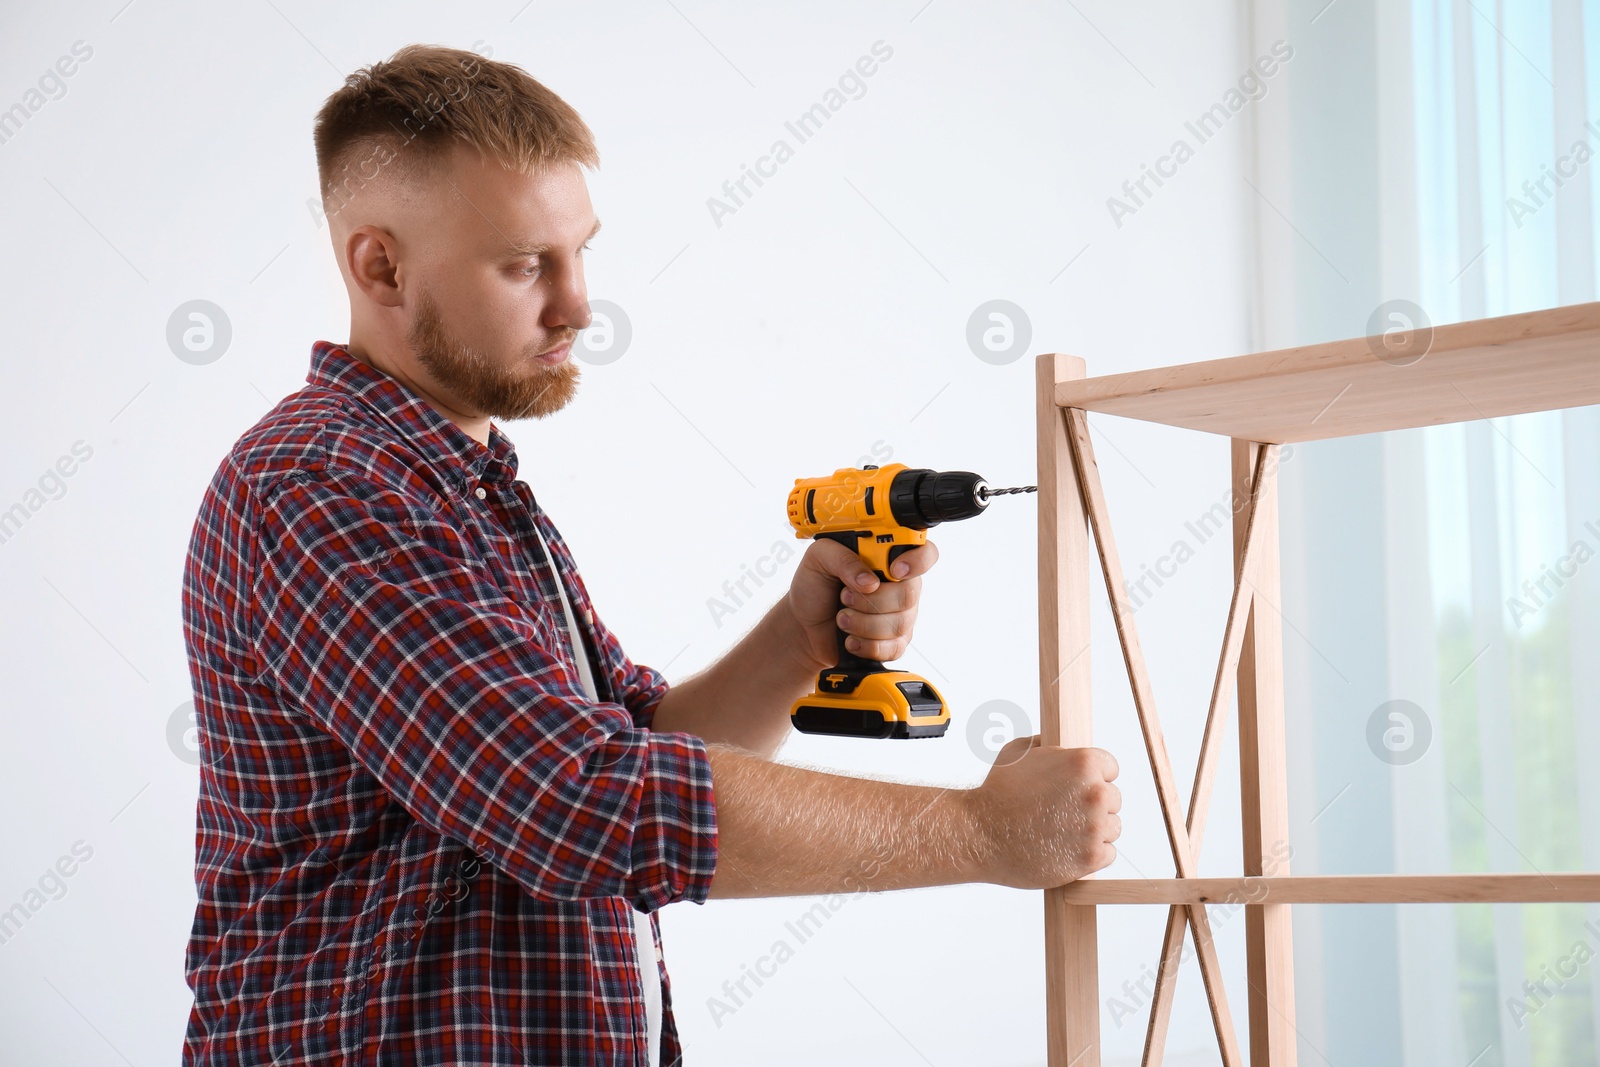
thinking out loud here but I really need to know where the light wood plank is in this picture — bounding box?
[1039,355,1099,1067]
[1234,439,1296,1067]
[1056,873,1600,905]
[1053,301,1600,443]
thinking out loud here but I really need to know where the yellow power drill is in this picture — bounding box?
[787,462,1036,739]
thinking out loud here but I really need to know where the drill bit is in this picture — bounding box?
[978,484,1037,499]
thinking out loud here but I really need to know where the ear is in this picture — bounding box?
[345,224,405,309]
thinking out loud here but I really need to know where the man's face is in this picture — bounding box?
[401,147,598,422]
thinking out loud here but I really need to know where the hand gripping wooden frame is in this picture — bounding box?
[1034,301,1600,1067]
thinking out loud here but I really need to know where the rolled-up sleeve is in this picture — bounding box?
[247,462,717,912]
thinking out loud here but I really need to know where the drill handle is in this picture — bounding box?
[832,620,885,674]
[817,531,919,672]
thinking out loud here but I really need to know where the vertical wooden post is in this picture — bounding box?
[1038,354,1097,1066]
[1231,439,1296,1065]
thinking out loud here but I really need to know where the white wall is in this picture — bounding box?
[0,2,1266,1063]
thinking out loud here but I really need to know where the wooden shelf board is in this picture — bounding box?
[1053,301,1600,443]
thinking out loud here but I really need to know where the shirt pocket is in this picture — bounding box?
[489,549,577,674]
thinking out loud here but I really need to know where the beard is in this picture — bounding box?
[407,289,580,421]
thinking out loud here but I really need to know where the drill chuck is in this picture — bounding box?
[887,469,990,528]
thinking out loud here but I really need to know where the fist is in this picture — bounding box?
[785,537,940,670]
[965,735,1121,889]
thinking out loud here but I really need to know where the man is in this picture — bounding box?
[180,43,1121,1066]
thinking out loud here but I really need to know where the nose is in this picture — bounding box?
[544,264,591,334]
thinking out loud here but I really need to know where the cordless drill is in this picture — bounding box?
[787,463,1035,739]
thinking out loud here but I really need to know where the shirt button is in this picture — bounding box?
[474,486,487,500]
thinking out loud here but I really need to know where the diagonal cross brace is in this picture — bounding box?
[1139,441,1277,1066]
[1063,408,1278,1067]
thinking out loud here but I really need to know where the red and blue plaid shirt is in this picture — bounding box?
[180,340,718,1066]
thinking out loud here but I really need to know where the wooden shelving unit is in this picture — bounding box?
[1034,301,1600,1067]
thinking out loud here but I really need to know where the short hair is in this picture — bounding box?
[312,43,599,216]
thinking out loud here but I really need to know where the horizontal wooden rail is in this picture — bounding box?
[1056,873,1600,905]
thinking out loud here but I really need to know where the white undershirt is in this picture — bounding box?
[530,521,662,1066]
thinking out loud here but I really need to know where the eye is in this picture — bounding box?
[518,263,542,278]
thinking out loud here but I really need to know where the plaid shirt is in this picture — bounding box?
[180,340,718,1066]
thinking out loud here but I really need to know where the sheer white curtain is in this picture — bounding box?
[1246,0,1600,1064]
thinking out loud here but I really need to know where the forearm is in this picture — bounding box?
[702,743,984,898]
[650,595,816,757]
